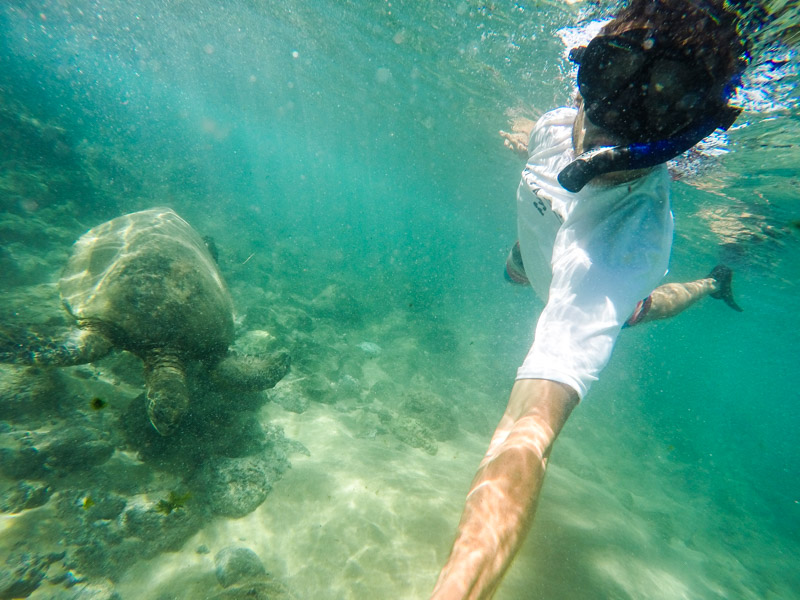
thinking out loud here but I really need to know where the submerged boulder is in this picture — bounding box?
[214,546,267,588]
[0,480,51,513]
[197,454,288,518]
[0,550,64,599]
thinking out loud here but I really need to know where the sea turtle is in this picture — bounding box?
[0,207,289,435]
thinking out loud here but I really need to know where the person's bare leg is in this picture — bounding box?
[638,278,716,323]
[431,379,579,600]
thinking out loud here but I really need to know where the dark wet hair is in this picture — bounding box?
[600,0,748,93]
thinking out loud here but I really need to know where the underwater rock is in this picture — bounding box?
[53,487,194,581]
[356,341,382,357]
[0,212,64,246]
[210,414,272,459]
[57,508,129,579]
[268,381,310,414]
[356,385,459,453]
[0,550,64,599]
[46,560,85,588]
[54,491,202,578]
[362,385,451,455]
[284,438,311,458]
[39,425,115,471]
[0,439,46,480]
[300,373,336,404]
[336,352,366,383]
[55,491,202,580]
[0,480,51,513]
[46,577,120,600]
[366,379,400,402]
[278,333,322,375]
[0,422,112,479]
[0,366,60,423]
[399,391,458,442]
[55,489,127,523]
[308,284,362,324]
[119,495,204,554]
[197,454,288,518]
[214,546,267,588]
[178,381,273,457]
[333,374,362,401]
[388,414,439,456]
[344,409,385,441]
[205,580,295,600]
[263,304,314,343]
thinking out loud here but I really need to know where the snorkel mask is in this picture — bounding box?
[558,28,743,192]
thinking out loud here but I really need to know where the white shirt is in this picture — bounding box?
[516,107,674,398]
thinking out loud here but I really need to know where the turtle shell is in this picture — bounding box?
[59,208,234,359]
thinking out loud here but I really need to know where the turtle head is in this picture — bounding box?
[143,351,190,436]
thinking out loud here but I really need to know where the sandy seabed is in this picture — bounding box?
[108,396,797,600]
[113,399,480,600]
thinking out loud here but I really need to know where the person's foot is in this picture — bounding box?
[505,241,530,285]
[708,264,743,312]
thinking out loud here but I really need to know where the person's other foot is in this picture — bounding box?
[505,241,530,285]
[708,264,743,312]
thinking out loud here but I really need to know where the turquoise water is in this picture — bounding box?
[1,1,798,599]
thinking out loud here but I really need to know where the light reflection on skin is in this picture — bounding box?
[431,379,578,600]
[641,279,717,322]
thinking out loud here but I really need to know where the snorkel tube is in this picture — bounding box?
[557,107,741,193]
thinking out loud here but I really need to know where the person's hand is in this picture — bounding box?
[499,115,537,158]
[499,130,530,156]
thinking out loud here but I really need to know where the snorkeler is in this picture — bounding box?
[431,1,750,598]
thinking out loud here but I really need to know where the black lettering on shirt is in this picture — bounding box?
[532,189,548,216]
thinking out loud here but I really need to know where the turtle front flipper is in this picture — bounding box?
[212,350,291,392]
[143,350,190,436]
[0,326,113,366]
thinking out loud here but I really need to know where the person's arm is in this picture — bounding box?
[431,378,578,600]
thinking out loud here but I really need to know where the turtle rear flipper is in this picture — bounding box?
[212,350,291,392]
[144,351,190,436]
[0,327,113,366]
